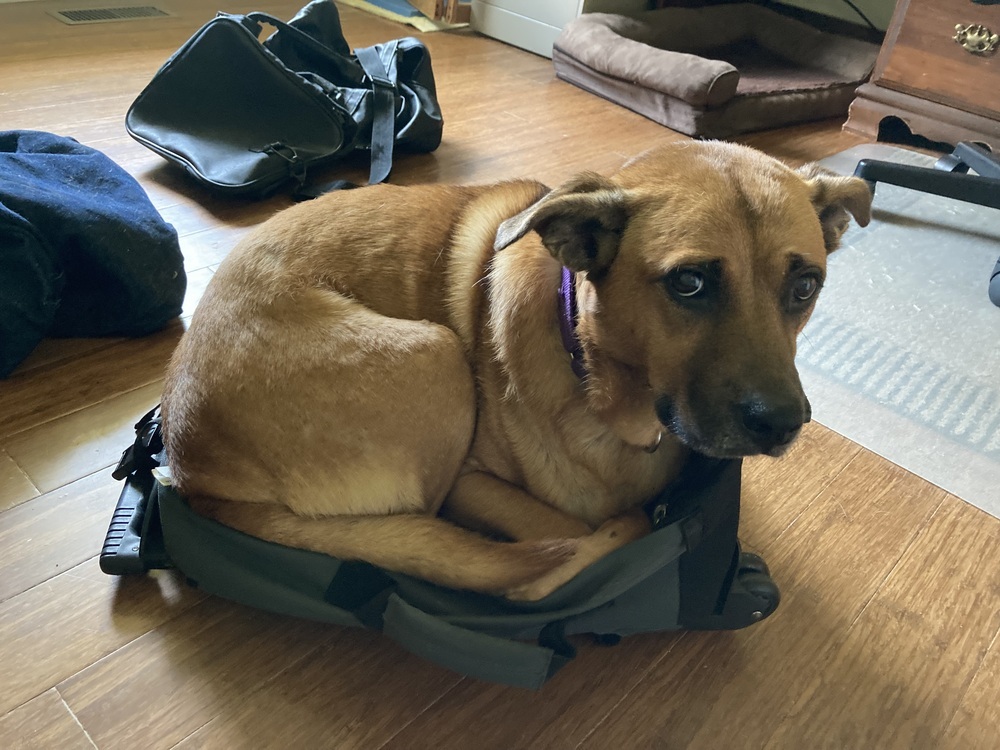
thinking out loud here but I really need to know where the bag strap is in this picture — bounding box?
[382,594,573,690]
[242,12,350,65]
[354,43,397,186]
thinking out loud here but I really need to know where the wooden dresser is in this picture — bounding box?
[844,0,1000,149]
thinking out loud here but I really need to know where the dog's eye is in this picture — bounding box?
[668,268,705,297]
[792,274,821,302]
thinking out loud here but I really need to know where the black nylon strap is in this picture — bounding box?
[324,560,396,628]
[382,594,569,690]
[354,43,397,186]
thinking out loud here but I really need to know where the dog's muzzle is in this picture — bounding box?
[655,393,810,458]
[738,395,811,456]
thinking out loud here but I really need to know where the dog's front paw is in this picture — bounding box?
[503,512,650,601]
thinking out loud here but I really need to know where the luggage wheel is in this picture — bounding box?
[738,551,770,577]
[735,569,780,622]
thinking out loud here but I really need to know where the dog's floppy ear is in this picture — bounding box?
[494,172,628,274]
[798,164,873,253]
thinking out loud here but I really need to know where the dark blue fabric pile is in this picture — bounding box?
[0,130,185,377]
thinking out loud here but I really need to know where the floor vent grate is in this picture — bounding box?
[50,6,172,25]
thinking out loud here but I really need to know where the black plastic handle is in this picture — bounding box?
[99,473,153,575]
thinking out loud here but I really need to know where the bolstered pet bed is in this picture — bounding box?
[552,5,879,139]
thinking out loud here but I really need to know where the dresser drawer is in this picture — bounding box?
[874,0,1000,118]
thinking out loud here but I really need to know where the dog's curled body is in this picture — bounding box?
[162,142,872,600]
[163,180,597,594]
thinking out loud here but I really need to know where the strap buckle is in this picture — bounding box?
[257,141,300,164]
[254,142,308,187]
[112,406,163,480]
[356,45,393,88]
[366,68,393,89]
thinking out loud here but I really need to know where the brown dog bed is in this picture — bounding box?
[553,5,879,138]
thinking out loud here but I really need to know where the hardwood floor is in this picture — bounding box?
[1,2,997,748]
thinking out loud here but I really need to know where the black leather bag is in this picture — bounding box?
[125,1,443,198]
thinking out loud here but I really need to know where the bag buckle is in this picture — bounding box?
[255,142,308,186]
[257,142,300,164]
[112,406,163,480]
[366,70,393,89]
[356,45,394,89]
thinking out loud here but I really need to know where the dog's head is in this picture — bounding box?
[495,142,872,458]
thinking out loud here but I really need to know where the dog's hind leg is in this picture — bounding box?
[165,287,479,519]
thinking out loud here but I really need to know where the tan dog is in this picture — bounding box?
[161,141,871,601]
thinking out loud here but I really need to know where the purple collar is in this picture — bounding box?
[558,267,587,379]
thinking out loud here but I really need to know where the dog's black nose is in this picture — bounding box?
[740,397,805,453]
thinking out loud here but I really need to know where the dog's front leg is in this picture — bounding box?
[443,472,593,541]
[506,506,652,601]
[444,472,652,601]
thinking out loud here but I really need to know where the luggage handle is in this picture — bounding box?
[102,406,173,574]
[241,10,399,95]
[382,594,573,690]
[240,11,350,64]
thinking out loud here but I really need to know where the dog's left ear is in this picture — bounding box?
[798,165,873,253]
[494,172,628,274]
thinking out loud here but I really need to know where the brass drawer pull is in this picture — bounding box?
[953,23,999,54]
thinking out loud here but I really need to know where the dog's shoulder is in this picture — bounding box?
[444,180,549,354]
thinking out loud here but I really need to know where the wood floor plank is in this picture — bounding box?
[941,626,1000,749]
[0,689,95,750]
[0,0,314,62]
[380,632,690,750]
[171,627,462,750]
[3,109,130,149]
[578,451,948,750]
[737,119,866,167]
[5,49,189,114]
[59,597,339,750]
[7,337,125,380]
[54,588,464,750]
[740,422,862,548]
[0,448,39,512]
[157,201,279,244]
[180,267,215,320]
[178,225,258,274]
[4,381,163,493]
[763,498,1000,750]
[0,469,123,602]
[0,324,181,441]
[0,560,205,716]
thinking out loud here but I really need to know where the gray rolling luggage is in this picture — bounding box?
[101,407,779,689]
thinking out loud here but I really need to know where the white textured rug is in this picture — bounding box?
[797,144,1000,517]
